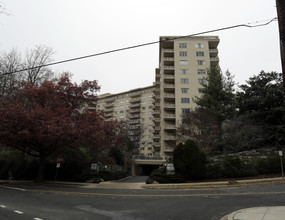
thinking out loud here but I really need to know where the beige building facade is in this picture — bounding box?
[154,36,220,161]
[97,36,220,171]
[97,86,156,157]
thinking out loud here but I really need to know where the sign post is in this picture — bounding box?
[279,150,284,180]
[55,157,63,181]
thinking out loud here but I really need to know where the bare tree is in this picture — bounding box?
[23,45,54,85]
[177,108,220,153]
[0,49,22,96]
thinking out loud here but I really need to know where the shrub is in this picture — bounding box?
[206,163,222,179]
[149,166,185,184]
[173,140,206,180]
[96,170,128,181]
[221,156,257,178]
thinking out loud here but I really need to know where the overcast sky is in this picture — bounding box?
[0,0,281,95]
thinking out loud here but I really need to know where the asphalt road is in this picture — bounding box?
[1,179,285,220]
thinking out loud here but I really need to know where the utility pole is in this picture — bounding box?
[276,0,285,104]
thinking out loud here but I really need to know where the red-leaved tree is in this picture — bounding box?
[0,75,125,180]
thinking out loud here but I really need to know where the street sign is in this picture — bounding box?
[91,163,98,171]
[56,163,61,168]
[279,151,283,156]
[57,157,63,164]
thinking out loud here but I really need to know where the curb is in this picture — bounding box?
[143,177,285,189]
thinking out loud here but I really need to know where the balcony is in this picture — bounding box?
[129,119,140,124]
[209,49,218,57]
[164,125,176,130]
[164,74,175,83]
[105,113,113,118]
[154,118,160,123]
[154,87,160,94]
[164,104,175,110]
[210,57,219,65]
[154,126,160,131]
[163,49,174,53]
[130,97,141,103]
[130,109,140,114]
[164,147,174,152]
[104,108,113,113]
[153,135,160,140]
[164,114,176,120]
[129,114,140,119]
[164,136,176,141]
[164,57,174,61]
[164,84,175,92]
[153,142,160,149]
[164,94,175,100]
[104,103,114,108]
[164,65,174,70]
[130,103,140,109]
[210,57,219,62]
[153,111,160,115]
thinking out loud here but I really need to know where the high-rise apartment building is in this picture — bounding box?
[97,36,220,174]
[154,36,219,161]
[97,86,156,157]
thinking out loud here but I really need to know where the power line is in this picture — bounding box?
[0,17,277,77]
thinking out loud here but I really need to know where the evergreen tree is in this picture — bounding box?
[194,64,236,135]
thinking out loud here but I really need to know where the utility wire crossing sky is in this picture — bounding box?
[0,18,278,77]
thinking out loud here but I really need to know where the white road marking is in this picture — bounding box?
[34,218,44,220]
[14,210,24,214]
[0,205,7,208]
[1,185,26,191]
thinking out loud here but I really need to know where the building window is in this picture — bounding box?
[197,60,205,65]
[196,43,204,48]
[180,69,189,74]
[198,78,207,84]
[148,106,153,109]
[182,108,190,114]
[180,78,189,84]
[179,51,187,56]
[181,88,189,93]
[142,107,146,110]
[197,69,206,74]
[125,110,129,113]
[120,105,124,108]
[148,100,153,104]
[148,111,152,115]
[196,51,204,56]
[179,43,187,48]
[179,60,188,65]
[148,147,152,150]
[181,98,190,103]
[120,110,124,114]
[141,118,145,121]
[149,117,152,120]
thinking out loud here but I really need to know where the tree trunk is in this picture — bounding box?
[36,154,45,182]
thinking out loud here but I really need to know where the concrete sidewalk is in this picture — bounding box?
[222,206,285,220]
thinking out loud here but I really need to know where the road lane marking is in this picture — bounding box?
[26,189,285,198]
[34,218,44,220]
[14,210,24,214]
[1,185,26,191]
[0,205,7,208]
